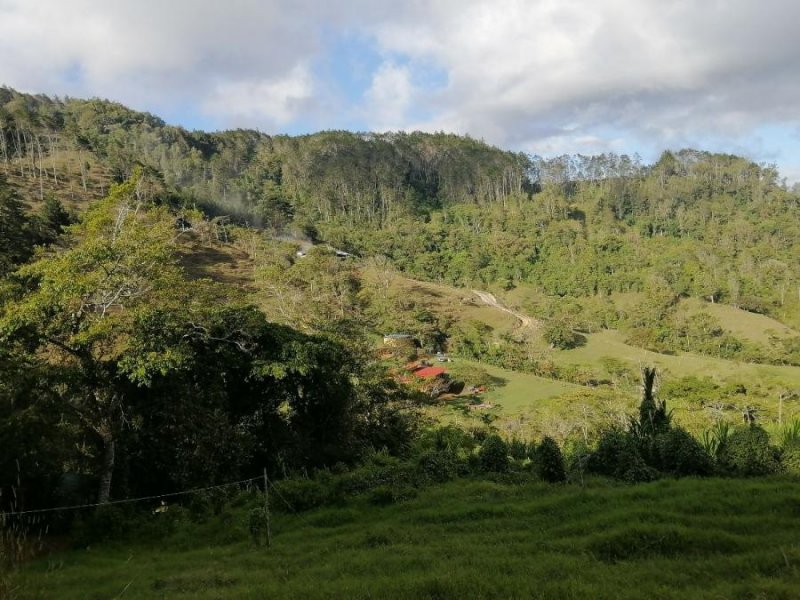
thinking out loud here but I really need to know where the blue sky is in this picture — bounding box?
[1,0,799,182]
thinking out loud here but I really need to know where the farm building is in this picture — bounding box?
[413,366,447,378]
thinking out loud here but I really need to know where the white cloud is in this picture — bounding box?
[204,65,314,126]
[0,0,348,123]
[369,0,800,156]
[364,62,413,131]
[0,0,799,175]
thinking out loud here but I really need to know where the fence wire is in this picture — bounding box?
[1,476,262,518]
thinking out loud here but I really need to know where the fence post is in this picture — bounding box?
[263,468,272,548]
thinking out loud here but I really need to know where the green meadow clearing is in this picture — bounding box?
[556,330,800,386]
[430,339,800,440]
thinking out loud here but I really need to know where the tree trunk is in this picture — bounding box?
[97,436,115,504]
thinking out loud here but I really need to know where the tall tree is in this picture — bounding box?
[0,174,33,275]
[0,171,185,502]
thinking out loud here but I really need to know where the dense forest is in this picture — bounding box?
[1,86,799,521]
[1,87,796,323]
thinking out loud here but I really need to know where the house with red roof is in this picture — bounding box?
[413,366,447,378]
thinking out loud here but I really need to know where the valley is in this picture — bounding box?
[1,87,799,600]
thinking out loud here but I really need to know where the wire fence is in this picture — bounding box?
[0,470,321,573]
[0,476,262,518]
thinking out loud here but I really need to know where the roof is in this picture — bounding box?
[414,366,447,378]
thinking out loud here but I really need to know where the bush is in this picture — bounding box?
[185,487,232,519]
[782,444,800,475]
[619,457,660,483]
[478,434,510,473]
[653,427,714,476]
[532,437,566,483]
[508,438,529,461]
[588,429,631,477]
[588,429,657,483]
[717,425,780,477]
[271,478,330,512]
[416,449,466,483]
[563,439,592,484]
[411,426,475,458]
[333,462,415,497]
[71,505,139,546]
[430,426,476,454]
[543,319,584,350]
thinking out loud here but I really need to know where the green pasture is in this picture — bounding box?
[11,477,800,600]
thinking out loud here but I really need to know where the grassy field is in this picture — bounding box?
[10,477,800,599]
[425,359,595,439]
[557,330,800,385]
[682,298,800,344]
[450,359,581,412]
[428,339,800,440]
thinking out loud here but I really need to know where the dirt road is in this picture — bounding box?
[472,290,540,330]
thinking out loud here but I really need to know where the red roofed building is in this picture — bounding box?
[414,366,447,378]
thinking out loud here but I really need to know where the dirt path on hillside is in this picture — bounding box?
[472,290,540,331]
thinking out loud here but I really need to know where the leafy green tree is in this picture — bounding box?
[542,318,583,350]
[35,195,73,243]
[0,172,190,502]
[0,174,34,275]
[653,427,714,476]
[716,425,780,476]
[478,434,510,473]
[532,436,566,482]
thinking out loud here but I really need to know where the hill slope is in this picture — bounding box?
[171,234,800,437]
[12,477,800,600]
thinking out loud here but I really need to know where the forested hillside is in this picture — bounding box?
[1,86,800,517]
[2,88,797,330]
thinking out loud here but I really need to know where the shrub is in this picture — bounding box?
[413,425,475,456]
[508,438,529,461]
[271,478,330,512]
[619,456,660,483]
[532,437,566,483]
[333,462,415,497]
[469,427,489,443]
[543,319,584,349]
[588,429,657,483]
[588,429,632,477]
[71,505,139,546]
[782,444,800,475]
[185,487,232,519]
[716,425,780,477]
[563,438,592,484]
[653,427,714,476]
[478,434,510,473]
[701,421,732,458]
[416,449,466,483]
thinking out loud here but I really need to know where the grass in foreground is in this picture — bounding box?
[10,476,800,599]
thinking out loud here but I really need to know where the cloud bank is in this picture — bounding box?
[1,0,798,177]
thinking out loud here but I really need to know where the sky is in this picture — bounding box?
[1,0,799,181]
